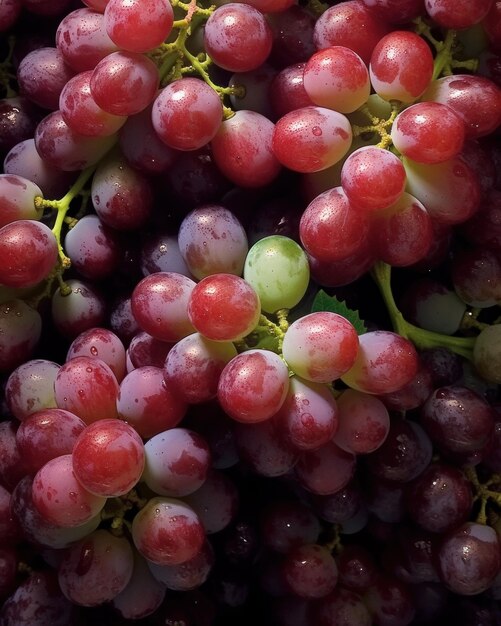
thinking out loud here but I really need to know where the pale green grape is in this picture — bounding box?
[473,324,501,384]
[243,235,310,313]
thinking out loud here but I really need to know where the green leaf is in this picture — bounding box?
[311,289,368,335]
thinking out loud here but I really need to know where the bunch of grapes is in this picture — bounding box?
[0,0,501,623]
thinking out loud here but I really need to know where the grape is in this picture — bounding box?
[299,186,370,263]
[341,330,419,395]
[424,0,493,29]
[163,332,237,404]
[303,46,370,114]
[313,1,390,65]
[112,550,166,619]
[228,65,277,119]
[267,4,316,68]
[473,324,501,384]
[369,30,434,103]
[5,358,59,420]
[55,8,119,73]
[0,299,42,373]
[131,271,196,342]
[187,273,261,342]
[211,109,282,187]
[451,245,501,307]
[260,500,321,553]
[66,326,126,382]
[143,427,211,497]
[31,454,107,527]
[17,47,75,110]
[0,97,43,163]
[282,312,359,384]
[104,0,174,53]
[272,106,353,173]
[295,441,356,496]
[177,204,248,279]
[54,355,120,424]
[363,575,416,626]
[72,418,145,497]
[131,496,205,566]
[0,220,58,288]
[51,278,107,339]
[152,77,223,151]
[275,375,338,451]
[90,50,159,116]
[243,235,310,313]
[184,469,239,534]
[0,420,30,489]
[218,349,289,423]
[203,3,273,73]
[437,522,501,595]
[391,101,465,164]
[16,408,86,474]
[0,174,43,227]
[59,70,127,137]
[91,151,153,230]
[360,0,425,24]
[0,0,22,32]
[147,539,214,591]
[126,331,173,369]
[57,529,134,606]
[282,543,338,599]
[269,62,314,118]
[404,462,473,533]
[314,587,372,626]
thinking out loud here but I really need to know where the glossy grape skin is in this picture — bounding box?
[282,543,338,599]
[0,97,43,163]
[218,349,289,423]
[0,174,43,227]
[187,273,261,342]
[270,62,314,118]
[437,522,501,595]
[66,326,126,382]
[31,454,107,527]
[104,0,174,53]
[57,529,134,607]
[0,220,58,288]
[131,496,206,566]
[152,77,223,151]
[425,0,493,29]
[272,106,353,173]
[177,204,248,279]
[282,312,359,384]
[295,441,356,496]
[147,539,214,591]
[314,587,372,626]
[452,246,501,307]
[5,358,59,420]
[204,3,273,72]
[51,278,107,339]
[369,30,434,103]
[361,0,425,24]
[211,110,282,188]
[131,272,196,343]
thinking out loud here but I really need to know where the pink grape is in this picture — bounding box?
[270,62,314,118]
[0,220,58,288]
[163,332,237,404]
[54,355,120,424]
[360,0,425,24]
[369,30,434,103]
[131,272,196,342]
[126,331,173,369]
[187,273,261,342]
[55,8,119,73]
[341,330,419,395]
[272,106,352,173]
[72,418,145,497]
[424,0,493,29]
[218,349,290,423]
[333,388,390,455]
[131,496,205,566]
[90,50,159,116]
[391,101,465,164]
[204,3,273,72]
[341,146,406,211]
[16,408,86,474]
[152,78,223,151]
[0,174,43,227]
[142,427,211,497]
[282,312,359,383]
[177,204,248,279]
[294,440,356,495]
[5,358,59,420]
[275,375,339,451]
[117,366,187,438]
[31,454,106,527]
[303,46,370,114]
[0,420,31,490]
[51,278,107,339]
[66,326,126,382]
[0,299,42,373]
[57,529,134,606]
[104,0,174,53]
[210,109,282,187]
[283,543,338,599]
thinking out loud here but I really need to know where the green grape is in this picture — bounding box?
[243,235,310,313]
[473,324,501,384]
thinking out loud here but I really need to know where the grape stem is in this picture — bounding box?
[371,261,476,360]
[464,466,501,525]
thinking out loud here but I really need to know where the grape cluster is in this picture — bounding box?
[0,0,501,624]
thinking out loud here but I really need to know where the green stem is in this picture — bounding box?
[371,261,476,360]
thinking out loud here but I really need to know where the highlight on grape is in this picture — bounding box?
[0,0,501,623]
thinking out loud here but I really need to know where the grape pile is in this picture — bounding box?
[0,0,501,624]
